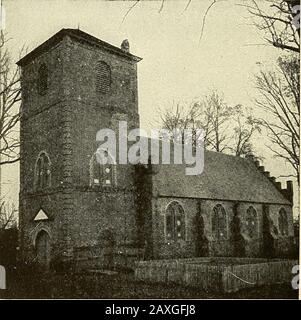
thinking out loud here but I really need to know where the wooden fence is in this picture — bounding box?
[135,257,298,292]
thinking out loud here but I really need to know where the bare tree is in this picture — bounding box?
[228,109,262,157]
[157,91,260,157]
[255,55,299,183]
[0,200,17,230]
[122,1,299,52]
[202,91,237,153]
[0,30,21,166]
[195,0,300,51]
[246,0,299,53]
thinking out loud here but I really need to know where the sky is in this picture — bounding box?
[0,0,299,215]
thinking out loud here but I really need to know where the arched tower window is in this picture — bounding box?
[278,208,288,236]
[96,61,111,94]
[34,152,51,190]
[90,150,116,187]
[37,63,48,95]
[212,204,227,240]
[165,201,185,241]
[246,206,258,238]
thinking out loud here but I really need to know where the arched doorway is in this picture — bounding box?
[35,230,51,269]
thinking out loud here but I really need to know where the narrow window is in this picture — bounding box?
[212,204,227,240]
[165,201,185,241]
[36,157,42,189]
[96,61,111,94]
[246,206,258,238]
[34,152,51,190]
[166,210,173,240]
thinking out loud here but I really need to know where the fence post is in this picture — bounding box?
[0,265,6,289]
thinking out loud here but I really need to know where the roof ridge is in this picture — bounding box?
[17,28,142,66]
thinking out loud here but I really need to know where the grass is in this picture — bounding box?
[0,269,298,299]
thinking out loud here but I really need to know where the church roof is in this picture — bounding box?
[151,150,291,205]
[17,28,142,66]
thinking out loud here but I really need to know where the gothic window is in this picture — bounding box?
[37,63,48,95]
[165,201,185,241]
[90,150,116,187]
[278,208,288,236]
[34,152,51,190]
[212,204,227,240]
[96,61,111,94]
[246,206,258,238]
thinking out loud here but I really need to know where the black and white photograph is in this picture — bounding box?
[0,0,300,302]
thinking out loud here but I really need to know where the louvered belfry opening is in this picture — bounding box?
[96,61,111,94]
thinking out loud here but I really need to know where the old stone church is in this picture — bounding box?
[18,29,294,270]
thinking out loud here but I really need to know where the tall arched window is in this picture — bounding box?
[278,208,288,236]
[34,152,51,190]
[246,206,258,238]
[212,204,227,240]
[90,150,116,187]
[165,201,185,241]
[37,63,48,95]
[96,61,111,94]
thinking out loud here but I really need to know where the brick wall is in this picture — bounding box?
[19,34,142,267]
[147,195,294,260]
[19,41,67,264]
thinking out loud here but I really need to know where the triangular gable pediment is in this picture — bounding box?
[33,209,49,221]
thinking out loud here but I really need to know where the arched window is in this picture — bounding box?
[37,63,48,95]
[278,208,288,236]
[246,206,258,238]
[34,152,51,190]
[96,61,111,94]
[90,150,116,187]
[165,201,185,241]
[212,204,227,240]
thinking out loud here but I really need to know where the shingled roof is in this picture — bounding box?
[17,28,142,66]
[151,150,290,205]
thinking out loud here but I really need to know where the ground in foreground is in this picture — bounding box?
[1,270,298,299]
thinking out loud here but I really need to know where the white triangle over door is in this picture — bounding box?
[34,209,49,221]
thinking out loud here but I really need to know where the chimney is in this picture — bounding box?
[280,180,294,203]
[121,39,130,53]
[286,180,294,203]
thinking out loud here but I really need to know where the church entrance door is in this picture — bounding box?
[35,230,51,270]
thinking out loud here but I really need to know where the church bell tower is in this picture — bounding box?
[18,29,142,269]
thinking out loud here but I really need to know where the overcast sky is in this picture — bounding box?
[1,0,299,214]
